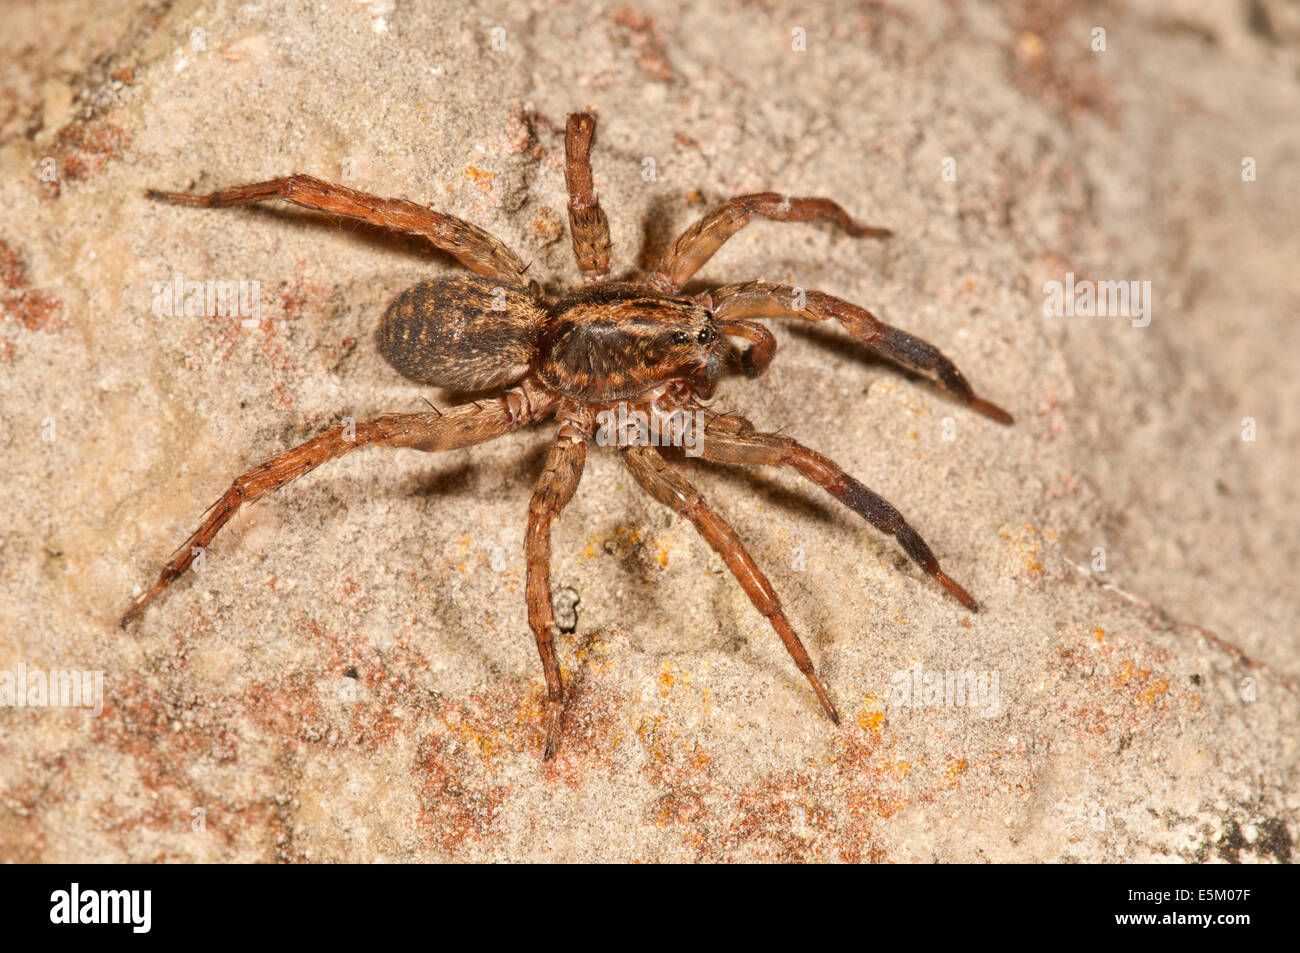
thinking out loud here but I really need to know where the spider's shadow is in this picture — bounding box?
[408,438,552,501]
[657,447,866,688]
[751,319,987,420]
[397,435,553,677]
[635,193,687,273]
[782,321,893,371]
[662,445,839,528]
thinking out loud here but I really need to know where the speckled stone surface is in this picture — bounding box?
[1,0,1296,862]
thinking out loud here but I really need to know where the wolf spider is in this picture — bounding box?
[123,111,1012,759]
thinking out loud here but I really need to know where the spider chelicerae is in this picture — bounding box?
[123,111,1012,759]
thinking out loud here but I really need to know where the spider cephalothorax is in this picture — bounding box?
[124,111,1011,759]
[538,283,722,401]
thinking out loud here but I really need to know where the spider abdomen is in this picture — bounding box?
[378,275,546,390]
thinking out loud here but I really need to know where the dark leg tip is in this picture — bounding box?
[120,603,142,629]
[807,677,841,726]
[971,397,1014,425]
[120,587,155,628]
[935,571,979,612]
[541,700,563,761]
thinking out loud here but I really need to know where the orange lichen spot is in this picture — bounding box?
[856,710,884,733]
[1017,31,1045,63]
[1093,628,1106,642]
[463,165,495,187]
[999,523,1046,580]
[637,714,672,765]
[869,793,904,819]
[1138,677,1170,707]
[659,662,676,696]
[585,524,645,561]
[1116,660,1151,686]
[945,758,968,779]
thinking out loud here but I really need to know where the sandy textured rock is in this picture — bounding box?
[1,0,1296,862]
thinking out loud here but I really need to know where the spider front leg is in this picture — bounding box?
[564,113,613,280]
[649,193,891,293]
[709,280,1013,424]
[122,389,555,627]
[621,444,840,725]
[525,422,589,759]
[694,408,978,611]
[147,174,529,284]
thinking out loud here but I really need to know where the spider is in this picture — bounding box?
[123,111,1012,759]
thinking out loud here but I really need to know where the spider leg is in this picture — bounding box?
[147,174,529,284]
[564,112,613,280]
[525,423,588,759]
[648,193,891,294]
[621,444,840,725]
[121,387,556,627]
[693,408,978,611]
[708,280,1014,424]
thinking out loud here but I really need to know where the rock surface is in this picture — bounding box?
[1,0,1296,862]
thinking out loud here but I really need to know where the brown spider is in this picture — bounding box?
[123,112,1012,759]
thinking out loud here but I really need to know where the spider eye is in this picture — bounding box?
[671,331,689,345]
[697,327,713,345]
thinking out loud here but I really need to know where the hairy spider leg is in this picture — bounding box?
[148,174,530,284]
[563,113,614,281]
[649,192,891,293]
[122,392,555,627]
[692,407,979,611]
[524,422,589,758]
[709,280,1013,424]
